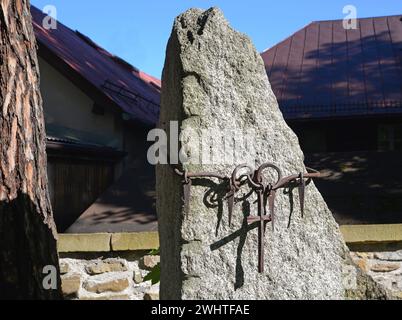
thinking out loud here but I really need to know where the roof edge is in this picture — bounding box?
[261,21,315,55]
[261,13,402,54]
[312,13,402,23]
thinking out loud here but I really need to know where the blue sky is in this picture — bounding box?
[31,0,401,79]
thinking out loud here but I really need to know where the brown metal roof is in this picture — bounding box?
[262,15,402,119]
[31,6,160,126]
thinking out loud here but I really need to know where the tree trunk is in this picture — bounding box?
[0,0,61,299]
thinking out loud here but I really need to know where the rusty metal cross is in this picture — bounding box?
[246,163,282,273]
[246,188,272,273]
[173,161,323,274]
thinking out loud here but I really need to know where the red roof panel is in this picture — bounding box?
[31,6,160,126]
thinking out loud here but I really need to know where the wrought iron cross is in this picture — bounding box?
[246,163,281,273]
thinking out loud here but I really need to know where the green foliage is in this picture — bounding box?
[143,247,160,285]
[148,248,160,256]
[144,263,160,285]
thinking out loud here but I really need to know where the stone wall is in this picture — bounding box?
[351,250,402,299]
[59,249,402,300]
[60,252,160,300]
[57,232,160,300]
[57,227,401,300]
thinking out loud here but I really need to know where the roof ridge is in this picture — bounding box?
[261,11,402,120]
[261,13,402,54]
[30,4,160,126]
[31,5,160,85]
[312,13,402,23]
[261,21,315,54]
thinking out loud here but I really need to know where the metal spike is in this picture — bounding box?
[268,190,276,232]
[227,192,234,227]
[298,172,305,218]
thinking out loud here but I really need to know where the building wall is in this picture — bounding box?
[38,56,157,234]
[39,56,129,231]
[290,117,402,153]
[47,157,115,232]
[63,125,157,234]
[38,57,123,149]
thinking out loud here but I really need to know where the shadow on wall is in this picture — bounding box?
[305,151,402,225]
[190,176,299,291]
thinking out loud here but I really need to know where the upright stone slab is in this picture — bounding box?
[157,8,385,300]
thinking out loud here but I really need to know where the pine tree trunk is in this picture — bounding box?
[0,0,61,299]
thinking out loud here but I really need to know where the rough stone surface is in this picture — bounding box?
[370,263,400,273]
[60,262,70,275]
[140,255,160,270]
[83,277,130,293]
[133,271,144,284]
[356,252,374,259]
[111,232,159,251]
[58,233,111,252]
[340,224,402,244]
[86,259,128,275]
[144,291,160,300]
[345,267,390,300]
[61,274,81,297]
[350,252,402,299]
[355,258,368,273]
[59,254,159,300]
[157,7,388,300]
[80,294,131,300]
[374,251,402,261]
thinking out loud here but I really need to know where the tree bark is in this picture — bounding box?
[0,0,61,299]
